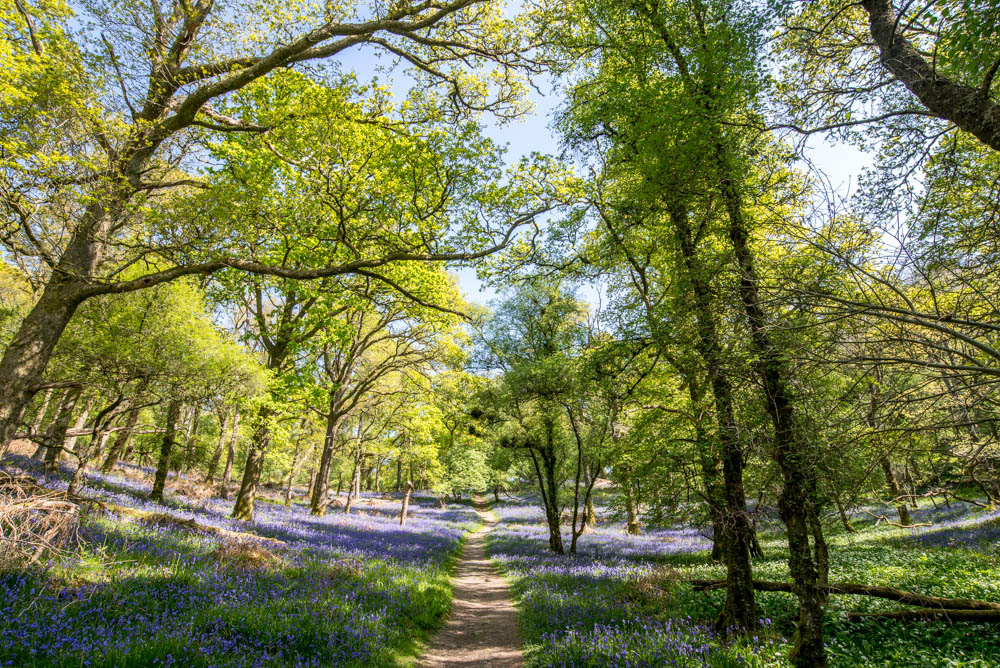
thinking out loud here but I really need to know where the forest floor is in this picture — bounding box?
[419,496,524,668]
[487,492,1000,667]
[0,452,479,667]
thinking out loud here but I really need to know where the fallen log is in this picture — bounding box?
[688,579,1000,611]
[847,609,1000,623]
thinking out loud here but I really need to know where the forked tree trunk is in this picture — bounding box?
[150,400,182,502]
[528,427,564,555]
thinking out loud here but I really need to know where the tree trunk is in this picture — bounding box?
[31,388,70,460]
[344,447,362,514]
[719,152,826,666]
[182,404,201,473]
[669,203,757,633]
[219,407,240,499]
[624,481,641,535]
[150,400,182,502]
[0,273,90,457]
[881,456,913,526]
[582,462,596,531]
[204,410,228,483]
[232,416,269,521]
[400,480,413,526]
[68,428,110,496]
[59,398,93,464]
[396,459,402,493]
[541,452,564,554]
[101,401,142,473]
[42,388,83,471]
[29,388,53,439]
[527,425,564,555]
[335,470,343,496]
[306,466,317,502]
[835,496,855,533]
[284,436,303,506]
[862,0,1000,152]
[494,485,501,504]
[311,408,346,516]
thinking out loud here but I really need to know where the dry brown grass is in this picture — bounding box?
[210,539,283,569]
[0,471,93,569]
[627,566,682,605]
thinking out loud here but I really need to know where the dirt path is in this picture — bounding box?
[419,496,524,668]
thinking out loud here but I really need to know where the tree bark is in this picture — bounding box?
[344,446,362,514]
[862,0,1000,152]
[400,479,413,526]
[219,407,240,499]
[718,150,826,666]
[42,388,83,471]
[311,406,345,513]
[60,398,93,462]
[181,403,202,473]
[28,388,53,440]
[668,203,757,632]
[881,456,913,526]
[232,416,268,520]
[204,410,228,483]
[0,273,90,456]
[150,400,182,502]
[624,480,641,535]
[101,401,142,473]
[527,421,564,555]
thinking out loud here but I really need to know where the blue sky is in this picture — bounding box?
[335,42,871,311]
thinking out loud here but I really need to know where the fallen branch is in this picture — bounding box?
[861,510,932,528]
[847,609,1000,623]
[688,579,1000,611]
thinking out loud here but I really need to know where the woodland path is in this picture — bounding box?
[418,496,524,668]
